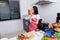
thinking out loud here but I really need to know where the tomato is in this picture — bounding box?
[20,34,26,40]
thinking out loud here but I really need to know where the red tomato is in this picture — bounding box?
[20,35,26,40]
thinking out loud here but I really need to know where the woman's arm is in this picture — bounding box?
[29,16,38,24]
[29,15,32,23]
[29,15,40,24]
[36,19,39,24]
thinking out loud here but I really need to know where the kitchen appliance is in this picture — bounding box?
[35,0,55,5]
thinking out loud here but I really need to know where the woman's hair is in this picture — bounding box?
[33,6,38,14]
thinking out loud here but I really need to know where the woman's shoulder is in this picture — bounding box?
[36,14,40,17]
[33,14,39,16]
[32,14,39,16]
[36,14,40,19]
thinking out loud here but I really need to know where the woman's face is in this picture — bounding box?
[28,9,33,15]
[29,9,34,15]
[28,8,34,15]
[32,9,34,14]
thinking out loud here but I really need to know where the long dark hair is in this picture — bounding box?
[33,6,38,14]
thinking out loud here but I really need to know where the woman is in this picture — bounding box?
[28,6,40,32]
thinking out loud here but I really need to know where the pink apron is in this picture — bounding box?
[28,18,38,32]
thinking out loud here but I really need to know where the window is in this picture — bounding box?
[0,0,20,21]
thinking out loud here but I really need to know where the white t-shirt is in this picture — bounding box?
[32,14,40,20]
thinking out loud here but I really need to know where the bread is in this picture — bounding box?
[24,33,35,39]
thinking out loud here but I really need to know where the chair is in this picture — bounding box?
[38,19,43,30]
[38,19,49,31]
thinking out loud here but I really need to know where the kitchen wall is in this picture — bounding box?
[21,0,60,23]
[37,0,60,23]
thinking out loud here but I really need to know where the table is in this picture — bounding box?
[9,37,17,40]
[9,30,45,40]
[0,38,8,40]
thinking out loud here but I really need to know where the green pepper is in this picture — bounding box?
[41,37,50,40]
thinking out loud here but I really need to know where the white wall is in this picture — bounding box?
[0,20,23,35]
[20,0,60,23]
[37,0,60,23]
[22,0,60,23]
